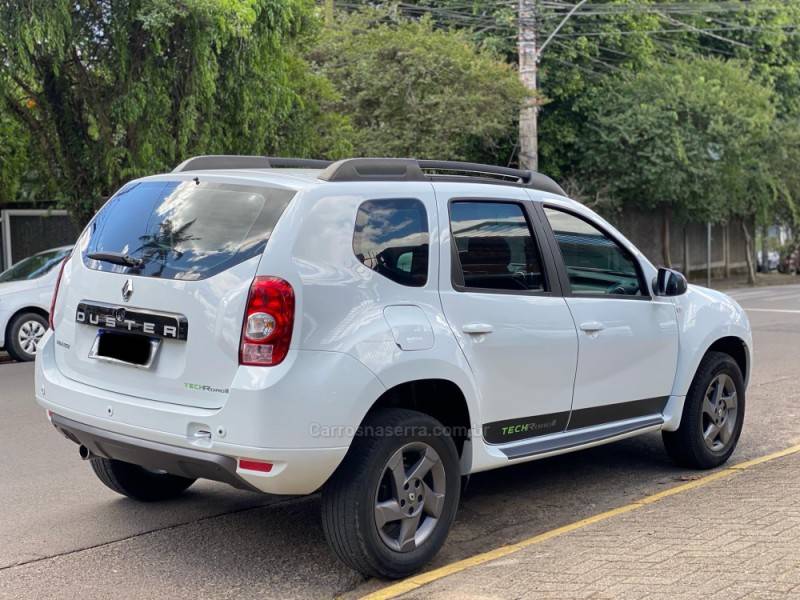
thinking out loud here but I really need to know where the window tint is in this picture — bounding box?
[353,199,429,287]
[450,201,546,292]
[0,247,71,283]
[544,207,643,296]
[83,181,293,281]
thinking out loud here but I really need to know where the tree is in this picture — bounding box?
[0,0,349,224]
[0,109,33,203]
[577,57,775,275]
[307,9,527,163]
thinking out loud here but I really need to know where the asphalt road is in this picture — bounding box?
[1,284,799,599]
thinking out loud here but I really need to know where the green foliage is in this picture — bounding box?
[0,109,30,203]
[579,57,775,223]
[2,0,800,237]
[308,9,527,163]
[0,0,348,223]
[371,0,800,234]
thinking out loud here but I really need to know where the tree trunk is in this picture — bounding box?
[742,220,757,285]
[661,205,672,267]
[518,0,538,171]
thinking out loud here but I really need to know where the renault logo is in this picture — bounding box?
[121,279,134,302]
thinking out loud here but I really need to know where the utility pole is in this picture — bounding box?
[518,0,538,172]
[517,0,588,172]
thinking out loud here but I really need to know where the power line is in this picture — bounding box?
[553,24,797,38]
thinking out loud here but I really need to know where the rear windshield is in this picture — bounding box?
[83,181,294,280]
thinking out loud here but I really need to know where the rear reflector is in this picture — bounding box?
[238,459,273,473]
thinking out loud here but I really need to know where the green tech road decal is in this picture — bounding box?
[184,383,230,395]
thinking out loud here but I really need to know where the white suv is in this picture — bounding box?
[36,157,751,578]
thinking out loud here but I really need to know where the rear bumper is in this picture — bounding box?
[52,413,262,493]
[35,331,383,494]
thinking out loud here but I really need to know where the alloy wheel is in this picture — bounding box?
[701,373,738,452]
[17,320,46,356]
[374,442,447,553]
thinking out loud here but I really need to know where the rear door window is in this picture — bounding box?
[83,181,294,280]
[450,201,547,292]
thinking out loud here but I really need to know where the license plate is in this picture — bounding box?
[76,302,188,340]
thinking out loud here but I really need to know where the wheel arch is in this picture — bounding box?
[672,333,751,399]
[705,336,749,384]
[361,378,473,462]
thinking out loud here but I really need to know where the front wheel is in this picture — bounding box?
[321,408,461,579]
[663,351,746,469]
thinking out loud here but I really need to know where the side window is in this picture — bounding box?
[543,207,644,296]
[450,201,547,292]
[353,198,429,287]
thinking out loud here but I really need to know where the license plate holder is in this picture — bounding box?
[89,330,161,369]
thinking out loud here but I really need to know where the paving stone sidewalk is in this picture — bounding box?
[403,453,800,599]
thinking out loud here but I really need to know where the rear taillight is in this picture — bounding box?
[239,276,295,366]
[49,256,69,331]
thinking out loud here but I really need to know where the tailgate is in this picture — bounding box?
[54,178,293,409]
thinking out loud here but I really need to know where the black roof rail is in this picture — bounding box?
[172,155,567,196]
[318,158,566,196]
[173,155,333,173]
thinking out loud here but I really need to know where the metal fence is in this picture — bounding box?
[0,208,81,270]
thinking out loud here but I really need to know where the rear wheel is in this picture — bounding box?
[6,312,47,362]
[663,351,745,469]
[90,457,195,502]
[321,408,461,579]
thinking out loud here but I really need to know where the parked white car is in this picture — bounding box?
[0,246,72,361]
[36,157,751,578]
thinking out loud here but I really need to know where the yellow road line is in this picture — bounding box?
[360,442,800,600]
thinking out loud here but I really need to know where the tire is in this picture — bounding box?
[321,408,461,579]
[6,311,48,362]
[90,457,195,502]
[663,351,746,469]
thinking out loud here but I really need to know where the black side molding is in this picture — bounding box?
[483,396,669,445]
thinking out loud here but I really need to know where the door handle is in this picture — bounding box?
[462,323,494,334]
[579,321,605,334]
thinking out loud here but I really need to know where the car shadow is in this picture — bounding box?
[60,433,691,599]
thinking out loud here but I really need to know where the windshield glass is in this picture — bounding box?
[83,181,294,281]
[0,248,71,283]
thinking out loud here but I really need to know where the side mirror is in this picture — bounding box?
[654,267,688,296]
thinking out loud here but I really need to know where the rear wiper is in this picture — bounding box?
[87,251,144,268]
